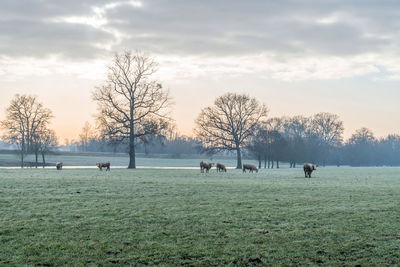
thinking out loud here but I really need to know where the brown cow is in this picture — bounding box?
[243,163,258,173]
[303,163,317,178]
[56,162,63,170]
[216,163,227,172]
[200,161,214,173]
[97,161,110,171]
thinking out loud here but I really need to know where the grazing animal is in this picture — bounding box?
[303,163,317,178]
[200,161,214,173]
[216,163,227,172]
[243,163,258,173]
[97,161,110,171]
[56,162,63,170]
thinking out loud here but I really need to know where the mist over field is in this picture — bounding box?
[1,0,400,266]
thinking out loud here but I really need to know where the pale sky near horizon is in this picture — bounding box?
[1,0,400,143]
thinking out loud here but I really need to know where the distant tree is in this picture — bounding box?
[79,121,96,152]
[32,126,58,167]
[377,134,400,166]
[93,51,171,168]
[247,117,286,169]
[312,112,344,146]
[282,116,311,166]
[311,112,344,166]
[195,93,268,169]
[1,94,53,168]
[135,118,172,155]
[264,118,285,168]
[247,125,267,168]
[345,127,377,166]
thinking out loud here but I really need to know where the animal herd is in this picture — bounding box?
[55,160,318,178]
[200,161,318,177]
[55,161,111,171]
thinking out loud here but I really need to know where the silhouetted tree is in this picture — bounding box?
[32,126,58,167]
[311,112,344,166]
[345,127,377,166]
[1,94,53,168]
[195,93,268,169]
[93,51,171,168]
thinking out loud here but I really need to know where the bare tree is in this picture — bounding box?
[32,126,58,167]
[195,93,268,169]
[281,115,312,166]
[1,94,53,168]
[79,121,96,152]
[312,112,344,146]
[345,127,377,166]
[311,112,344,166]
[93,51,171,168]
[247,117,286,169]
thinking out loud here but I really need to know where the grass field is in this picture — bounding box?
[0,167,399,266]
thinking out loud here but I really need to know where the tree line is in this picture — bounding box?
[1,50,400,168]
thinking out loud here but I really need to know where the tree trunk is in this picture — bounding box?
[264,157,267,169]
[128,136,136,169]
[35,152,38,168]
[42,153,45,168]
[276,160,279,168]
[258,155,261,169]
[236,146,242,169]
[128,104,136,169]
[294,162,296,168]
[271,160,274,168]
[268,158,270,169]
[20,150,24,168]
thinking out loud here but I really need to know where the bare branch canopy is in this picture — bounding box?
[195,93,268,169]
[93,51,171,168]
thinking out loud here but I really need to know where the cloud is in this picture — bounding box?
[1,0,400,80]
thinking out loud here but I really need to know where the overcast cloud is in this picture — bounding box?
[1,0,400,81]
[1,1,400,61]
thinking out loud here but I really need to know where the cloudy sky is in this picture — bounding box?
[1,0,400,142]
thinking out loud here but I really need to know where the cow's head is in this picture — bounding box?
[312,164,317,170]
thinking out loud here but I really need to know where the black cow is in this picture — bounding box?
[56,162,63,170]
[303,163,317,178]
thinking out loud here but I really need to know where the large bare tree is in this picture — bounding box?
[93,51,171,168]
[195,93,268,169]
[1,94,53,168]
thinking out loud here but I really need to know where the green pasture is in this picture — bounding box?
[0,167,399,266]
